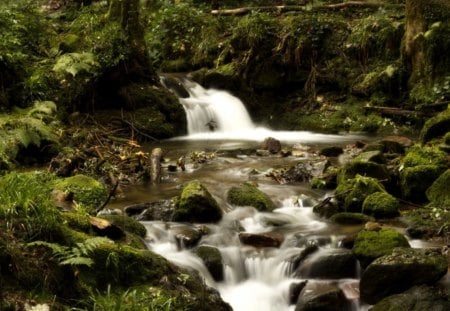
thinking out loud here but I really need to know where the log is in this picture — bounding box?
[363,106,430,117]
[151,148,163,184]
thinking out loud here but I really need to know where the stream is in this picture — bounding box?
[112,80,441,310]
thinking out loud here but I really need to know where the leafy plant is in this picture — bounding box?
[53,52,99,78]
[28,237,111,267]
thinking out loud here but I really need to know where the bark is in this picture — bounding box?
[150,147,163,184]
[108,0,157,82]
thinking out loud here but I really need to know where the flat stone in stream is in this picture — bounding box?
[360,247,448,304]
[124,199,176,222]
[238,232,284,248]
[295,284,351,311]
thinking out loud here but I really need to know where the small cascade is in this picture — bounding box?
[177,79,255,134]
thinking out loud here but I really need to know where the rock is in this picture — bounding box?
[380,136,414,154]
[370,285,450,311]
[262,137,282,154]
[289,281,308,304]
[399,146,448,202]
[352,228,410,268]
[98,214,147,238]
[335,176,386,212]
[255,149,271,157]
[354,150,386,164]
[312,198,339,218]
[338,160,390,183]
[238,232,284,248]
[284,160,331,184]
[426,169,450,207]
[360,248,448,304]
[420,108,450,143]
[53,174,108,213]
[89,216,126,240]
[160,75,190,98]
[295,249,358,279]
[330,212,374,225]
[227,182,276,212]
[289,244,320,271]
[295,284,350,311]
[193,245,224,282]
[125,200,176,222]
[400,165,444,202]
[362,191,400,218]
[364,221,382,231]
[292,235,332,248]
[319,146,343,157]
[170,225,203,249]
[173,180,223,223]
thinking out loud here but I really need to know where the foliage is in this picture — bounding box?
[0,102,59,169]
[0,171,63,241]
[90,285,176,311]
[28,237,111,268]
[53,52,99,78]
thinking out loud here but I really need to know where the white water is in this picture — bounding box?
[174,79,363,143]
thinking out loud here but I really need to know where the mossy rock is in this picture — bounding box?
[401,146,448,169]
[193,245,224,282]
[355,151,386,164]
[335,175,386,212]
[173,180,223,223]
[426,169,450,207]
[352,228,410,268]
[337,160,390,184]
[403,206,450,239]
[62,211,92,233]
[98,214,147,238]
[362,192,400,218]
[227,182,276,212]
[53,175,108,212]
[420,108,450,143]
[400,165,444,202]
[330,212,374,225]
[444,132,450,145]
[360,248,448,304]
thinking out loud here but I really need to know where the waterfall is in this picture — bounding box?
[179,80,255,134]
[161,77,365,143]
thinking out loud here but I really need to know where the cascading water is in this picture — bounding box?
[164,77,364,143]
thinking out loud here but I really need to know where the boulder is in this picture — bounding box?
[193,245,224,282]
[98,214,147,238]
[426,169,450,207]
[380,136,414,154]
[360,248,448,304]
[289,244,320,272]
[352,228,410,268]
[400,165,444,202]
[173,180,223,223]
[362,192,400,218]
[169,225,203,249]
[335,176,386,212]
[262,137,282,154]
[227,182,276,212]
[289,281,308,304]
[420,108,450,143]
[160,75,190,98]
[295,284,350,311]
[125,200,176,222]
[295,249,358,279]
[319,146,343,157]
[238,232,284,248]
[337,160,390,183]
[330,212,374,225]
[370,285,450,311]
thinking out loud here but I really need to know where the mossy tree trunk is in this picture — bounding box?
[403,0,450,85]
[108,0,157,83]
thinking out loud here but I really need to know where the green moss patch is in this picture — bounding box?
[362,192,400,218]
[426,169,450,207]
[227,182,276,212]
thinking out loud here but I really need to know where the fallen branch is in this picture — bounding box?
[95,177,120,215]
[364,106,427,118]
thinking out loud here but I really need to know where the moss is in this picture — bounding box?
[62,211,92,233]
[335,175,386,212]
[400,165,444,202]
[330,212,374,225]
[402,206,450,239]
[444,132,450,145]
[227,182,276,212]
[352,228,410,268]
[401,145,448,168]
[173,180,223,223]
[53,175,108,213]
[426,169,450,207]
[362,192,400,218]
[98,215,147,238]
[338,160,390,184]
[420,108,450,143]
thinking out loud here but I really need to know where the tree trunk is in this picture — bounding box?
[108,0,157,83]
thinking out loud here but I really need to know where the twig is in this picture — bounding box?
[94,178,119,215]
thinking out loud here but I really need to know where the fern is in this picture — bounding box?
[28,237,111,268]
[53,52,99,77]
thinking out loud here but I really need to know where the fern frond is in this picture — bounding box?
[28,240,67,257]
[53,52,99,77]
[60,256,94,267]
